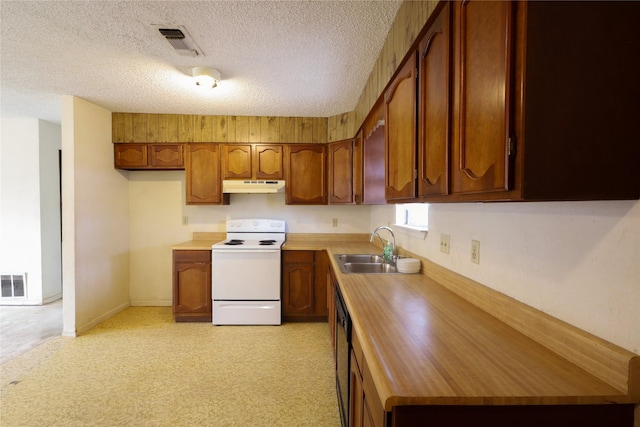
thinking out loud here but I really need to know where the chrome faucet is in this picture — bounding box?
[370,226,396,262]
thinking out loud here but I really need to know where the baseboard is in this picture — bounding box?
[42,294,62,304]
[129,300,172,307]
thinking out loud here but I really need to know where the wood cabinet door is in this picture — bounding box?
[282,259,314,315]
[451,0,514,195]
[149,144,184,169]
[185,144,228,205]
[284,144,327,205]
[114,144,147,168]
[385,52,417,201]
[173,251,212,321]
[328,139,354,204]
[353,130,364,204]
[222,144,252,179]
[313,250,328,317]
[253,144,283,179]
[364,127,386,205]
[327,263,337,352]
[350,351,364,427]
[418,2,451,198]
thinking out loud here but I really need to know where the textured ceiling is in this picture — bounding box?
[0,0,402,124]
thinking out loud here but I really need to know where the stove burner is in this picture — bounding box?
[259,240,276,246]
[225,239,244,246]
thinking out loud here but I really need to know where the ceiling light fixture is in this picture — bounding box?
[192,66,221,88]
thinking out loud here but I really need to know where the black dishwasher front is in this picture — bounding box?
[336,286,351,427]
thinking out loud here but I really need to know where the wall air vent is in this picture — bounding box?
[1,273,26,299]
[155,25,202,57]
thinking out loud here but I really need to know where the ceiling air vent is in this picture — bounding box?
[156,26,202,57]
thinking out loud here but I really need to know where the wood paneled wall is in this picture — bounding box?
[327,111,356,143]
[113,1,438,144]
[112,113,328,144]
[351,1,438,134]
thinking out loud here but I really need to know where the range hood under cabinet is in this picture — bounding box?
[222,180,285,194]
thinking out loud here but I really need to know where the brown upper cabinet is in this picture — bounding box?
[328,139,354,204]
[511,0,639,201]
[396,0,639,203]
[221,144,283,180]
[284,144,327,205]
[361,100,387,205]
[114,143,184,170]
[384,52,418,201]
[185,144,229,205]
[447,0,639,201]
[450,0,513,197]
[352,130,364,204]
[417,2,450,198]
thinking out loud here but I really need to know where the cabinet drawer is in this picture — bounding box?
[173,250,211,264]
[283,250,314,264]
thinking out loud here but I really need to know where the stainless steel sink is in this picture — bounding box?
[342,262,397,274]
[336,254,386,264]
[335,254,398,274]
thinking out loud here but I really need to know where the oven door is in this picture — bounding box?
[212,248,281,300]
[212,248,282,325]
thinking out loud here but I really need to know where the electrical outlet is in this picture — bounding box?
[471,240,480,264]
[332,218,338,228]
[182,216,189,225]
[440,234,450,254]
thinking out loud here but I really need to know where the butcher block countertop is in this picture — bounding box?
[283,235,640,410]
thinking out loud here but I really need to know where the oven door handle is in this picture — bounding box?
[213,249,280,254]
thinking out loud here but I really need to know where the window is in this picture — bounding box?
[395,203,429,233]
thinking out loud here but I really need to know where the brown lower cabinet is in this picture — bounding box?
[282,250,328,322]
[350,328,385,427]
[350,328,365,427]
[172,250,212,322]
[327,261,337,354]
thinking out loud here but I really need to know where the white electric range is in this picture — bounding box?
[211,219,285,325]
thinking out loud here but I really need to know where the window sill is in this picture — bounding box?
[393,224,428,240]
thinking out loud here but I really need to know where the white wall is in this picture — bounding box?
[0,117,61,305]
[128,170,372,305]
[38,120,62,302]
[61,96,130,336]
[371,200,640,354]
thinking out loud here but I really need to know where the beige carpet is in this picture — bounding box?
[1,307,341,426]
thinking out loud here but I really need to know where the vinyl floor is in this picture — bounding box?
[0,306,341,426]
[0,299,63,364]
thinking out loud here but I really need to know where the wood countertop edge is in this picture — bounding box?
[171,240,220,250]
